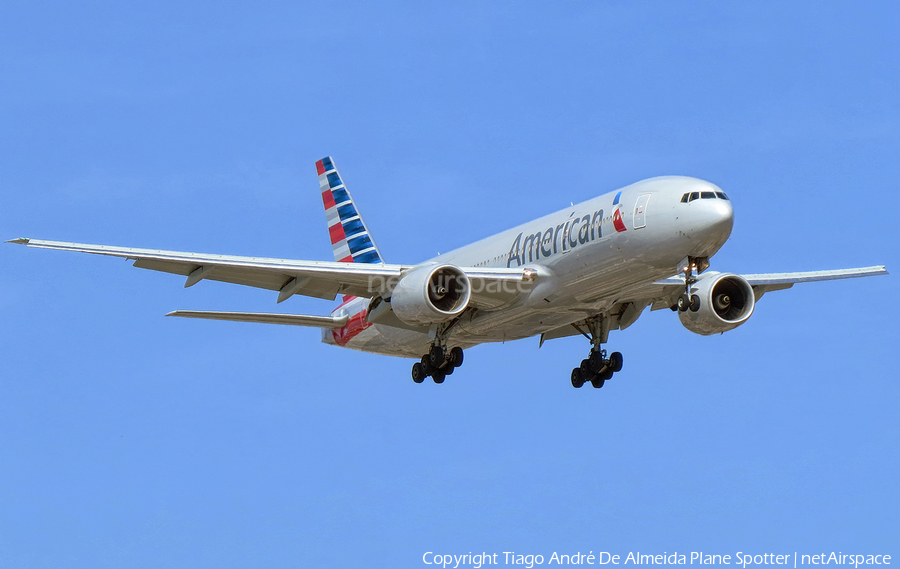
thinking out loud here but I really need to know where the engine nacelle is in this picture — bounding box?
[390,264,471,326]
[679,272,755,335]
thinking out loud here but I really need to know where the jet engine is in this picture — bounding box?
[390,264,471,326]
[679,272,755,335]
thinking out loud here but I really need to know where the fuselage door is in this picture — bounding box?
[633,194,651,229]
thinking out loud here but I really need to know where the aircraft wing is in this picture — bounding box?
[541,265,888,345]
[740,266,889,295]
[8,238,529,306]
[642,265,888,310]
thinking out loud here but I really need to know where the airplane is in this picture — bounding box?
[9,156,888,389]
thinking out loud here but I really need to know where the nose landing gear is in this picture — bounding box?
[675,256,709,313]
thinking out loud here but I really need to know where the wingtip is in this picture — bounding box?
[6,237,30,244]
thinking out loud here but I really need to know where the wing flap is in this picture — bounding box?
[132,259,342,299]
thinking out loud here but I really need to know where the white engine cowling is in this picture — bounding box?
[390,264,471,326]
[679,272,755,335]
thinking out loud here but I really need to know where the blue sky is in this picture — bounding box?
[1,1,898,567]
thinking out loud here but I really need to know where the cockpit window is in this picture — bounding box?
[682,190,730,203]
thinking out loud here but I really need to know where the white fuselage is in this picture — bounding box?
[324,176,734,357]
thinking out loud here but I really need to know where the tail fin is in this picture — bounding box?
[316,156,384,264]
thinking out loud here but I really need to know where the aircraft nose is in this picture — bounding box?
[687,191,733,256]
[705,198,734,235]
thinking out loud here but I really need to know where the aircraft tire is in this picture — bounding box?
[678,295,689,312]
[449,347,464,368]
[609,351,624,373]
[412,363,426,383]
[580,358,592,375]
[591,377,605,389]
[598,368,614,381]
[421,355,433,375]
[432,370,446,384]
[571,368,585,388]
[689,294,701,312]
[429,346,444,368]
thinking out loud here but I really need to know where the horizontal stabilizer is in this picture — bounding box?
[166,310,349,328]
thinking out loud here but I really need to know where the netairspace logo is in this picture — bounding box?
[421,551,892,569]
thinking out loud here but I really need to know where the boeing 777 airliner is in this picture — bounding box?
[9,157,887,389]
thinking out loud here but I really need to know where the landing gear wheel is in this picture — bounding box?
[411,362,426,384]
[689,294,701,312]
[571,314,626,390]
[449,347,464,368]
[571,368,585,388]
[444,364,454,376]
[432,370,446,384]
[677,294,689,312]
[609,351,623,373]
[420,355,433,375]
[429,345,445,368]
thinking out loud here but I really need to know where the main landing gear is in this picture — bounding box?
[570,349,623,389]
[570,315,624,389]
[411,344,464,384]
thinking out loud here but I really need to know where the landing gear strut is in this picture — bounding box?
[570,315,624,390]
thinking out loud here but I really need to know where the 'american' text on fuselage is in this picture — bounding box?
[507,208,605,267]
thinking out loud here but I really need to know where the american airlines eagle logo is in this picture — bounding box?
[612,190,627,233]
[613,207,627,233]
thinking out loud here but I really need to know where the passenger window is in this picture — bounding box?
[701,191,715,199]
[680,193,689,203]
[689,192,699,202]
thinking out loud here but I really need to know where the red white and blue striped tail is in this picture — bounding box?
[316,157,384,264]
